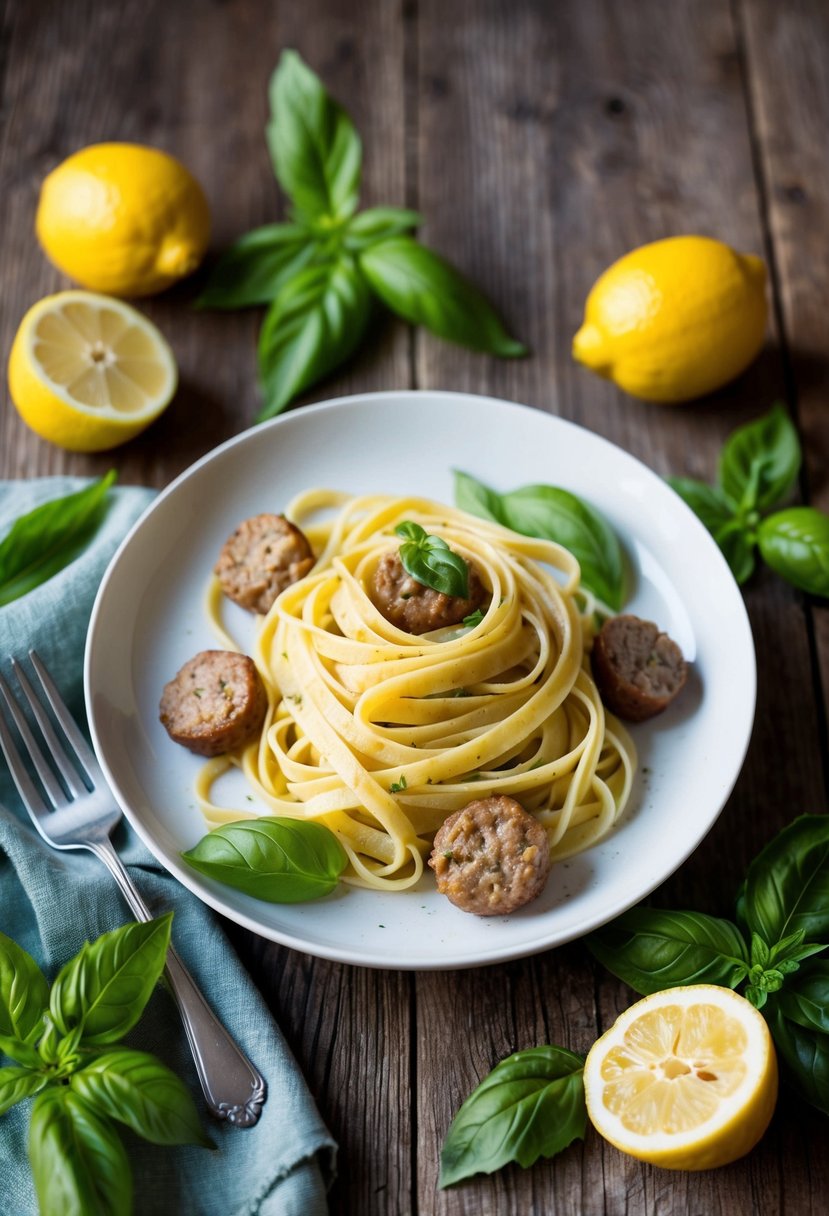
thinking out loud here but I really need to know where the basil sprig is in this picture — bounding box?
[440,1046,586,1187]
[197,50,526,420]
[0,471,116,607]
[0,916,212,1215]
[587,815,829,1111]
[454,469,624,610]
[668,403,829,596]
[394,521,470,598]
[182,816,348,902]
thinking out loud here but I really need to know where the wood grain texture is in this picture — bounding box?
[2,1,829,1213]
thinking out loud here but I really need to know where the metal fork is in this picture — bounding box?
[0,650,267,1128]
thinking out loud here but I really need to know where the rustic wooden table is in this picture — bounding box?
[2,1,829,1212]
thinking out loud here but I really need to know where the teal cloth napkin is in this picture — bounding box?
[0,478,337,1216]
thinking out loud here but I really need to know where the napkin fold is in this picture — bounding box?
[0,478,337,1216]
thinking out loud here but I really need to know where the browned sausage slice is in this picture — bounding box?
[215,514,314,615]
[428,795,551,915]
[370,551,488,635]
[591,613,688,722]
[159,650,267,756]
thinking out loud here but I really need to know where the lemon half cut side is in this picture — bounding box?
[8,291,178,452]
[583,985,778,1171]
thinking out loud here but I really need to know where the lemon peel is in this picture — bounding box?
[7,291,177,452]
[36,143,210,298]
[573,236,767,403]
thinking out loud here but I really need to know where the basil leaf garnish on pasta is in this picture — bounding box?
[453,471,624,610]
[181,818,348,903]
[439,1046,587,1187]
[395,521,470,598]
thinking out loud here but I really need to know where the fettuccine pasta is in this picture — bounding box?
[197,490,636,892]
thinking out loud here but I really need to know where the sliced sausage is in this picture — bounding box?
[428,795,551,916]
[159,650,267,756]
[370,550,488,635]
[591,613,688,722]
[215,514,314,615]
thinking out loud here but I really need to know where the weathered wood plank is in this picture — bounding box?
[738,0,829,756]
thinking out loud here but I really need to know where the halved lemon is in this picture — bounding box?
[583,985,778,1170]
[7,290,177,452]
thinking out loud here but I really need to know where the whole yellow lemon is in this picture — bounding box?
[36,143,210,297]
[572,236,767,403]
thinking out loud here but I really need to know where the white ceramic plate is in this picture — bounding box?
[85,391,755,970]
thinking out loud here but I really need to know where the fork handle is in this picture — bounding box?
[89,838,267,1127]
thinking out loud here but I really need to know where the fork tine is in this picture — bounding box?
[10,659,89,799]
[29,651,102,778]
[0,674,60,813]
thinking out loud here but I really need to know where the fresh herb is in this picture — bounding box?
[587,815,829,1107]
[462,608,485,628]
[197,51,525,421]
[0,917,211,1214]
[181,817,347,903]
[668,403,829,596]
[439,1046,587,1187]
[454,470,624,610]
[0,472,116,608]
[394,521,470,598]
[389,775,408,794]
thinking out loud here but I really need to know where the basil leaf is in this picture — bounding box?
[743,815,829,944]
[29,1087,131,1216]
[182,817,348,902]
[439,1046,586,1187]
[667,477,738,531]
[0,1065,47,1115]
[344,206,422,250]
[758,507,829,597]
[718,403,801,513]
[716,523,757,586]
[0,930,49,1042]
[256,255,372,421]
[359,236,526,356]
[0,1032,42,1068]
[267,49,362,222]
[774,961,829,1034]
[395,521,470,598]
[765,1000,829,1115]
[195,224,315,310]
[71,1048,213,1148]
[0,472,116,607]
[454,470,624,610]
[50,914,172,1046]
[586,907,750,994]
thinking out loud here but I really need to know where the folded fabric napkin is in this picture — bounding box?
[0,477,337,1216]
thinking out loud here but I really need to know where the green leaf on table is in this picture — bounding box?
[49,914,172,1045]
[758,507,829,597]
[256,256,372,421]
[586,907,751,994]
[394,521,470,598]
[196,223,315,309]
[742,815,829,945]
[774,961,829,1034]
[667,477,757,584]
[182,816,348,902]
[71,1048,213,1148]
[454,470,624,610]
[344,206,421,250]
[718,402,801,514]
[439,1045,586,1187]
[267,49,362,222]
[0,930,50,1042]
[0,1065,47,1115]
[29,1087,132,1216]
[716,524,757,586]
[0,472,116,608]
[359,236,527,356]
[765,998,829,1115]
[0,1032,42,1069]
